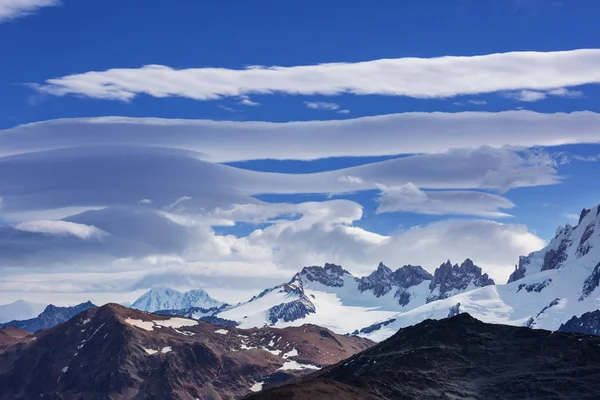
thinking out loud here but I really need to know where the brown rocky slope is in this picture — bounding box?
[0,303,372,399]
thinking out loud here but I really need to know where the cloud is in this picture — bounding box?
[31,49,600,101]
[375,183,515,217]
[3,111,600,162]
[238,96,260,106]
[503,87,584,102]
[304,101,341,111]
[218,105,239,112]
[0,146,558,221]
[13,220,106,239]
[0,211,544,302]
[0,0,59,23]
[454,99,488,106]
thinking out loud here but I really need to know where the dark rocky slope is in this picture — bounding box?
[246,313,600,400]
[0,303,372,400]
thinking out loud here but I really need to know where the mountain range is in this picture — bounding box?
[181,259,494,335]
[123,204,600,342]
[356,204,600,341]
[0,302,96,333]
[131,288,226,313]
[245,313,600,400]
[0,303,371,399]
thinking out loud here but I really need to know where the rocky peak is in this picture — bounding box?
[509,203,600,284]
[358,263,433,303]
[392,264,433,287]
[357,262,395,297]
[300,263,353,287]
[427,259,494,303]
[579,207,592,225]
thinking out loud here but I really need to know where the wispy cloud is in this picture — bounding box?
[0,0,60,23]
[304,101,350,114]
[218,105,239,112]
[503,87,584,102]
[238,96,260,106]
[454,99,488,106]
[31,49,600,101]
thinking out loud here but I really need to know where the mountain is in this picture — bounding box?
[217,260,492,334]
[426,258,494,302]
[246,313,600,400]
[356,203,600,341]
[131,287,225,313]
[0,303,372,399]
[559,310,600,336]
[0,301,46,324]
[0,301,96,333]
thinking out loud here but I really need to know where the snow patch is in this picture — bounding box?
[282,348,298,358]
[161,346,172,354]
[143,348,158,355]
[214,329,229,335]
[61,366,68,373]
[125,317,198,331]
[278,360,320,371]
[250,382,264,392]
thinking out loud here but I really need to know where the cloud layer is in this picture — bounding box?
[32,49,600,101]
[3,111,600,162]
[0,111,567,304]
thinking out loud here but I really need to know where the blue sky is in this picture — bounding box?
[1,0,600,305]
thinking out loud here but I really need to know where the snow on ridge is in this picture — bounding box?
[125,317,198,331]
[278,360,320,371]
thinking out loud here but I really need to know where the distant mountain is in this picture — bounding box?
[246,313,600,400]
[559,310,600,336]
[0,303,372,399]
[131,287,225,312]
[0,301,96,333]
[356,203,600,341]
[0,300,46,323]
[217,260,492,333]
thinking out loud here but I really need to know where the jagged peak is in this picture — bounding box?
[376,262,392,274]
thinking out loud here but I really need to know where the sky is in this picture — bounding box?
[1,0,600,306]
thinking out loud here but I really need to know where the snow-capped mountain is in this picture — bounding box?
[0,300,46,324]
[358,204,600,342]
[427,258,495,303]
[130,288,225,313]
[217,260,493,333]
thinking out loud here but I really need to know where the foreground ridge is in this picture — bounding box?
[245,313,600,400]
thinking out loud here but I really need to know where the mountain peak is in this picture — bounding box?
[131,287,224,313]
[427,259,494,303]
[300,263,353,287]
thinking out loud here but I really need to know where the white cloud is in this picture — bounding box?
[0,0,59,23]
[376,183,515,217]
[504,87,584,102]
[31,49,600,101]
[547,87,584,98]
[504,90,548,102]
[0,146,558,221]
[13,220,106,239]
[337,109,350,114]
[238,96,260,106]
[304,101,341,111]
[3,111,600,162]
